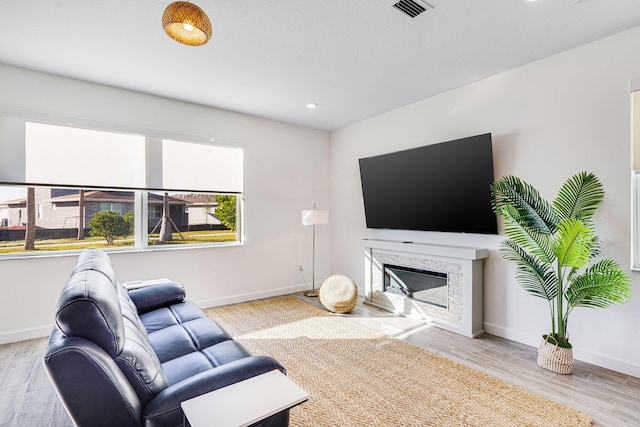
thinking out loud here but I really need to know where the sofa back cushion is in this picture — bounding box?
[117,282,150,338]
[116,317,168,406]
[56,270,125,357]
[58,250,169,406]
[72,248,150,340]
[72,248,118,286]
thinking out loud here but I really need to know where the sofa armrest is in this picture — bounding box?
[128,281,185,314]
[44,334,143,427]
[142,356,285,426]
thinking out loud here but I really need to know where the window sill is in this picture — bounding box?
[0,241,244,261]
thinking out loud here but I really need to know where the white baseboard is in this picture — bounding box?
[572,348,640,378]
[0,324,52,345]
[483,321,540,348]
[483,321,640,378]
[195,283,309,309]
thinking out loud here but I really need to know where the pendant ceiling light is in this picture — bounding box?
[162,1,212,46]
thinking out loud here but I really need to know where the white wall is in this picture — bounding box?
[0,64,331,343]
[3,24,640,376]
[330,26,640,377]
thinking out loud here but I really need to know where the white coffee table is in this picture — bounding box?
[181,369,309,427]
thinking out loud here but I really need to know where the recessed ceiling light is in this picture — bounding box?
[306,103,318,109]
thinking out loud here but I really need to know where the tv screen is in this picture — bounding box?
[358,133,498,234]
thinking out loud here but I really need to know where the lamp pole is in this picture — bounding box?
[302,203,328,297]
[305,219,318,297]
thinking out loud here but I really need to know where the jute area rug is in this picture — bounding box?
[206,296,592,427]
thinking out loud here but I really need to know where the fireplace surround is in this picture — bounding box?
[361,239,488,338]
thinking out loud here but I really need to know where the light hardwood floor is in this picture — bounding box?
[295,294,640,427]
[1,294,638,426]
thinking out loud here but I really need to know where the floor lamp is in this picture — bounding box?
[301,204,329,297]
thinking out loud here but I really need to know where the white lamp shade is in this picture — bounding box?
[302,210,329,226]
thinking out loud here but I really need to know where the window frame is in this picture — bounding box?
[632,172,640,271]
[0,117,245,259]
[632,83,640,271]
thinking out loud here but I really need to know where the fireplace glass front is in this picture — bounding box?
[383,264,448,309]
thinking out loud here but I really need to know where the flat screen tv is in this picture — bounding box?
[358,133,498,234]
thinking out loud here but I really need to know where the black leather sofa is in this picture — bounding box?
[44,248,288,427]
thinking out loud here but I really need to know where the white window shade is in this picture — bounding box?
[25,122,146,188]
[162,139,243,193]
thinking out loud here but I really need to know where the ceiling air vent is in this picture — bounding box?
[391,0,433,18]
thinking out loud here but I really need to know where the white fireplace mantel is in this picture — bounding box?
[361,239,488,338]
[361,239,489,261]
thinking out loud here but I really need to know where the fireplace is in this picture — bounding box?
[362,239,488,338]
[383,264,448,309]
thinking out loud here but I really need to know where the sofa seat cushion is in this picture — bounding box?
[145,303,233,364]
[148,325,199,363]
[161,352,215,386]
[161,340,253,386]
[170,301,208,323]
[202,340,252,367]
[181,317,231,349]
[140,301,207,333]
[140,308,180,333]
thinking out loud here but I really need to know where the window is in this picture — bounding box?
[100,203,124,214]
[0,186,138,253]
[0,185,242,254]
[147,192,238,246]
[0,121,244,256]
[148,204,163,222]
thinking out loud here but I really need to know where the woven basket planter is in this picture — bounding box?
[537,338,574,375]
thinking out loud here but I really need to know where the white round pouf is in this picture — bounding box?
[319,274,358,314]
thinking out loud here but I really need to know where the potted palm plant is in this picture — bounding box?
[491,171,631,374]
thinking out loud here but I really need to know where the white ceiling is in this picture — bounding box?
[1,0,640,131]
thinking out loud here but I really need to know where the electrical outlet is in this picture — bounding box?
[298,265,303,272]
